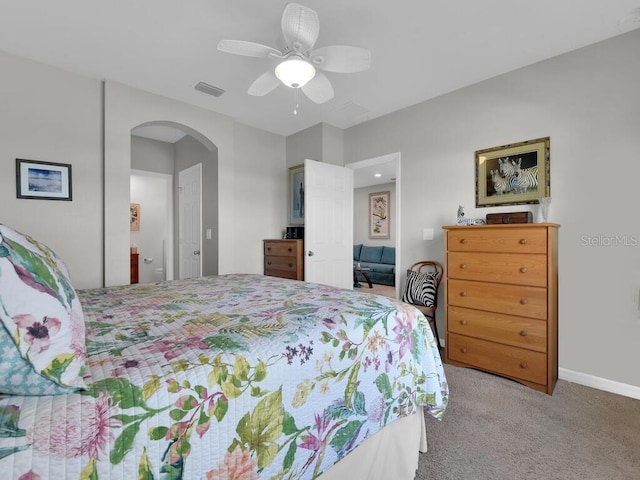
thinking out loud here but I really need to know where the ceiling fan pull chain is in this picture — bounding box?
[293,88,299,115]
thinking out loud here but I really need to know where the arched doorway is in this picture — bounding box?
[130,121,219,283]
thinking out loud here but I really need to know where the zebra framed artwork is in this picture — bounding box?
[475,137,550,207]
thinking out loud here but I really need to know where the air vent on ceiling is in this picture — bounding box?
[194,81,226,97]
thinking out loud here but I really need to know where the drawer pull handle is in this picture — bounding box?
[519,267,528,273]
[461,348,467,354]
[288,248,292,252]
[519,330,528,337]
[460,291,467,297]
[267,247,271,251]
[460,320,468,326]
[288,263,293,268]
[520,361,528,369]
[519,238,527,245]
[460,238,467,244]
[460,264,467,270]
[520,298,528,305]
[267,261,272,265]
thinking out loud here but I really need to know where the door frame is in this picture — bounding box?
[346,152,401,298]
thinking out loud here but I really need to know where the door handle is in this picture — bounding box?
[308,251,315,257]
[193,250,201,256]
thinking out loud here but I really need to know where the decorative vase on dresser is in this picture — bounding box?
[443,224,559,394]
[264,239,304,280]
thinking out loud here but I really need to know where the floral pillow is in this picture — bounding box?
[0,224,86,392]
[0,326,75,395]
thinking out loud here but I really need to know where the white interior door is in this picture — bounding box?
[304,159,353,289]
[179,163,202,279]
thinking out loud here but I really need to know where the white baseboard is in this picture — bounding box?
[558,368,640,400]
[438,337,640,400]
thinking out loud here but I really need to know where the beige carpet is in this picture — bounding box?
[358,282,396,299]
[416,364,640,480]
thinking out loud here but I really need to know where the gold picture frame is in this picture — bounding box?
[369,191,390,239]
[475,137,550,207]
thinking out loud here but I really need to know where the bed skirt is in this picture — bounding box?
[322,407,427,479]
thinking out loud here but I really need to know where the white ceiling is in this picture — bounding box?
[1,1,638,138]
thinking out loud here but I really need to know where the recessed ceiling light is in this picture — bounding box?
[374,173,382,177]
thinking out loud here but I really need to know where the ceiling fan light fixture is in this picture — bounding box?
[275,57,316,88]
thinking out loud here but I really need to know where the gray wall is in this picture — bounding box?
[286,123,322,168]
[344,29,640,389]
[0,50,103,289]
[131,136,175,175]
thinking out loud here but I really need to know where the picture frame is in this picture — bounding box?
[289,165,304,225]
[16,159,72,201]
[475,137,550,207]
[130,203,140,231]
[369,191,390,239]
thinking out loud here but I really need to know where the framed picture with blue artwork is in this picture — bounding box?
[289,165,304,225]
[16,158,72,201]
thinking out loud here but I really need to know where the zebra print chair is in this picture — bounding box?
[402,261,443,349]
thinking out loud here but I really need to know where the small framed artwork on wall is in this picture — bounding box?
[289,165,304,225]
[369,191,390,239]
[16,158,72,201]
[130,203,140,231]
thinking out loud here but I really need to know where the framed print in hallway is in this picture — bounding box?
[369,191,390,239]
[475,137,550,207]
[16,158,72,201]
[289,165,304,225]
[130,203,140,231]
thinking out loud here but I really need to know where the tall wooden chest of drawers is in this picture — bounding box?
[264,239,304,281]
[443,224,559,394]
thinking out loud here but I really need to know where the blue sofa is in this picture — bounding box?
[353,244,396,286]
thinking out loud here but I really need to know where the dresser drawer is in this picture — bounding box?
[448,333,547,385]
[265,255,298,272]
[264,241,298,257]
[448,278,547,319]
[448,251,547,287]
[447,228,547,254]
[448,306,546,352]
[264,267,298,280]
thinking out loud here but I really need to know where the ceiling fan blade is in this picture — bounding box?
[248,71,281,96]
[217,39,282,58]
[301,72,334,104]
[310,45,372,73]
[281,2,319,52]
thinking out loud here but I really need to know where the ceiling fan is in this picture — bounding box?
[217,2,371,104]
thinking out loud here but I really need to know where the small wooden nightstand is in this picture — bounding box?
[264,239,303,280]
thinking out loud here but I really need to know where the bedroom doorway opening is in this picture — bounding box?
[130,122,218,284]
[346,152,401,299]
[130,170,174,283]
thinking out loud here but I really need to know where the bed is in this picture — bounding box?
[0,224,448,480]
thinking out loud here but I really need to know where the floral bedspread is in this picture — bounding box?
[0,274,448,479]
